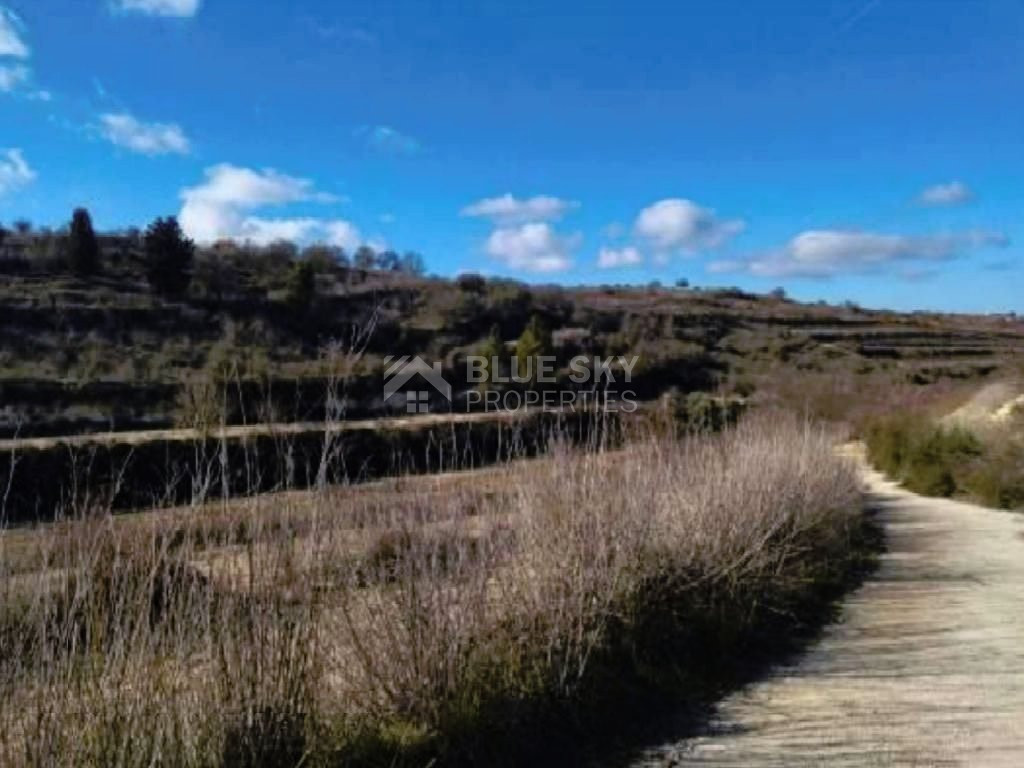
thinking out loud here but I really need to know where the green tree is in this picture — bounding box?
[193,253,239,302]
[285,260,317,314]
[377,250,401,271]
[302,244,346,271]
[400,251,425,275]
[456,273,486,293]
[515,314,551,386]
[144,216,195,295]
[354,245,377,270]
[476,324,503,391]
[68,207,100,275]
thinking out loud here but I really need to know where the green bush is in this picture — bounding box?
[865,415,1024,509]
[965,446,1024,510]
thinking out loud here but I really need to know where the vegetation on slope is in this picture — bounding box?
[864,388,1024,509]
[0,412,868,767]
[1,209,1021,438]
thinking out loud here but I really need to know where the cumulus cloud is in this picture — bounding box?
[0,7,28,58]
[634,198,744,253]
[179,163,360,248]
[918,180,973,206]
[100,112,191,155]
[0,148,35,195]
[323,221,363,252]
[0,62,27,91]
[461,194,579,225]
[597,246,643,269]
[485,222,579,273]
[357,125,421,156]
[711,229,1010,279]
[112,0,201,17]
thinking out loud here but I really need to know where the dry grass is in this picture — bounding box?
[0,411,862,767]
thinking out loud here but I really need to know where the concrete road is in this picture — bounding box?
[633,465,1024,767]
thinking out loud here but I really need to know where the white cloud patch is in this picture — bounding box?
[324,221,363,252]
[112,0,201,17]
[918,180,973,206]
[100,112,191,155]
[597,246,643,269]
[0,62,27,91]
[485,222,579,273]
[0,9,35,96]
[634,198,744,254]
[461,194,579,225]
[0,148,35,195]
[0,7,29,58]
[358,125,421,155]
[179,163,360,249]
[711,229,1010,279]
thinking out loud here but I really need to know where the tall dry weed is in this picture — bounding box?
[0,410,861,766]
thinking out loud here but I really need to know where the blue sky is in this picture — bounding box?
[1,0,1021,312]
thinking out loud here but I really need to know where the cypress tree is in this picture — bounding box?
[68,208,100,275]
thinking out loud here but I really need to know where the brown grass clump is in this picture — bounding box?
[0,411,862,766]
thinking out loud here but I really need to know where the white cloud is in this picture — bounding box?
[918,180,973,206]
[0,8,29,58]
[0,63,27,92]
[179,163,360,248]
[112,0,201,17]
[634,198,744,253]
[324,221,362,251]
[711,229,1010,279]
[462,194,579,225]
[0,10,33,95]
[0,148,35,195]
[597,246,643,269]
[100,112,191,155]
[358,125,421,155]
[485,222,579,273]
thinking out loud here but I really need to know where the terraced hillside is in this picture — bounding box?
[0,261,1021,438]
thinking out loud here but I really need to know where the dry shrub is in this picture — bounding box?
[321,411,861,756]
[0,410,862,766]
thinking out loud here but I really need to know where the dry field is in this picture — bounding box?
[0,413,863,767]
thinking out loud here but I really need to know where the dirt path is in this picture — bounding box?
[632,465,1024,767]
[0,408,534,452]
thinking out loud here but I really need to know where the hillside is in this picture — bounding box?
[1,229,1022,437]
